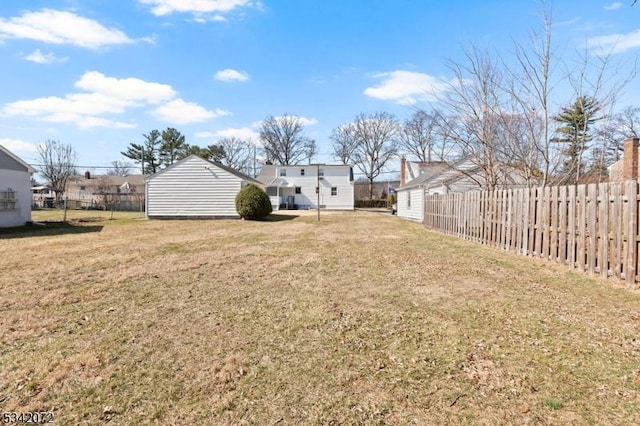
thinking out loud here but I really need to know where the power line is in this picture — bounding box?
[29,164,131,170]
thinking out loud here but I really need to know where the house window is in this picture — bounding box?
[267,187,278,196]
[280,169,286,177]
[407,191,411,209]
[331,187,337,196]
[295,187,301,194]
[80,186,86,191]
[315,187,319,194]
[0,189,17,211]
[300,169,305,176]
[319,169,324,178]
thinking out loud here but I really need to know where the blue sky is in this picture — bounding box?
[0,0,639,176]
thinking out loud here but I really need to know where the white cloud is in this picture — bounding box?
[4,71,177,122]
[75,71,176,104]
[0,138,38,154]
[196,127,259,140]
[364,70,451,105]
[604,2,622,11]
[5,93,129,117]
[214,68,249,82]
[587,29,640,54]
[139,0,254,19]
[152,99,230,124]
[38,113,136,129]
[4,71,228,128]
[296,116,318,126]
[23,49,68,64]
[0,9,132,49]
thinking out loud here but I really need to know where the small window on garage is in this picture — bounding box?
[331,187,337,196]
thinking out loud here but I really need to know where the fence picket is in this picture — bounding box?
[599,183,609,278]
[587,184,598,274]
[558,186,567,265]
[421,180,638,286]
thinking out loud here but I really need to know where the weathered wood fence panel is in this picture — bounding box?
[423,181,640,286]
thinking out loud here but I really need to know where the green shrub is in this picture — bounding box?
[235,184,272,220]
[355,199,388,208]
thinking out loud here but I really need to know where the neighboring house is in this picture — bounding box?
[0,144,35,227]
[66,172,145,210]
[396,157,526,222]
[396,159,453,222]
[256,163,354,210]
[32,185,56,208]
[146,155,263,219]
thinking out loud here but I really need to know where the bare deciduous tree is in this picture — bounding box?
[399,109,443,162]
[439,45,505,190]
[217,137,253,173]
[107,160,133,176]
[562,41,637,183]
[507,4,560,187]
[303,139,317,164]
[37,139,77,201]
[330,123,358,165]
[599,106,640,165]
[351,112,399,199]
[258,114,315,165]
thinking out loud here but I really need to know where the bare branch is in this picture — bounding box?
[36,139,77,201]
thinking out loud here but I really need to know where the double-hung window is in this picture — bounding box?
[0,189,17,211]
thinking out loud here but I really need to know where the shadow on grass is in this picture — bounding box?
[0,221,104,239]
[263,213,299,222]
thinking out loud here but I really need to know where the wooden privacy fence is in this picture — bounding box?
[423,181,639,286]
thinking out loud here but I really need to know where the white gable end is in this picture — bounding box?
[146,156,246,218]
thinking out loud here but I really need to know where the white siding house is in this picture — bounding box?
[146,155,263,219]
[396,158,528,222]
[256,164,354,210]
[0,144,35,227]
[396,187,424,222]
[396,162,450,222]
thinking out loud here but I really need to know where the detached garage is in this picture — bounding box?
[0,144,35,228]
[146,155,263,219]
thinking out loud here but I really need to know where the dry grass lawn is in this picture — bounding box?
[1,210,639,424]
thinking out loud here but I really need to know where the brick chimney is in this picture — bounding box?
[400,156,407,186]
[623,137,640,180]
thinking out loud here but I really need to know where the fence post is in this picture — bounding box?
[63,194,68,223]
[625,180,638,287]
